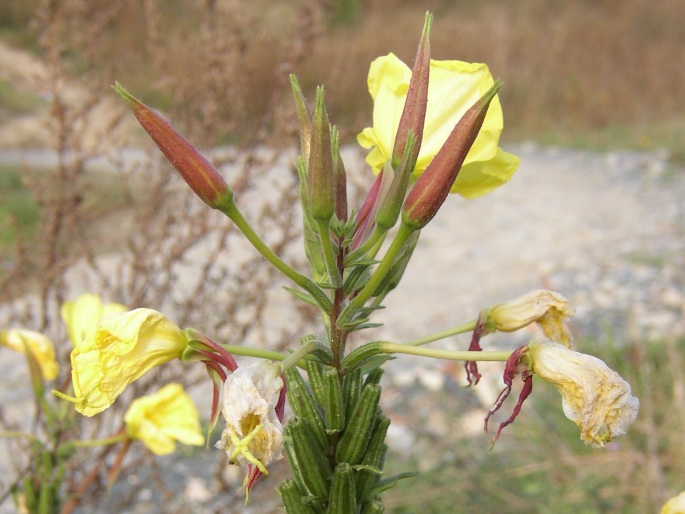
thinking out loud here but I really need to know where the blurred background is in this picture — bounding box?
[0,1,684,513]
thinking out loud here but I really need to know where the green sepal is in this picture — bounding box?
[297,155,327,282]
[342,368,363,423]
[336,384,382,465]
[284,417,333,498]
[285,368,328,450]
[322,367,345,434]
[341,342,382,374]
[329,463,357,514]
[308,86,335,223]
[356,415,390,502]
[360,498,385,514]
[290,74,313,162]
[369,471,419,497]
[279,478,319,514]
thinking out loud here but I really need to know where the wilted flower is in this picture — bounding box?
[61,292,127,347]
[487,340,639,447]
[490,289,575,346]
[357,53,519,199]
[530,341,639,446]
[56,308,190,416]
[661,491,685,514]
[216,361,285,478]
[0,328,59,380]
[124,383,205,455]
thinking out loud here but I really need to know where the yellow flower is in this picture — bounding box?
[62,308,189,416]
[216,361,284,474]
[661,491,685,514]
[529,341,639,447]
[490,289,575,347]
[124,383,205,455]
[0,328,59,380]
[357,53,519,199]
[61,292,127,347]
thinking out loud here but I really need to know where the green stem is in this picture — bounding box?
[71,434,128,448]
[315,219,342,287]
[280,340,318,371]
[0,430,38,442]
[219,198,332,311]
[403,320,478,346]
[379,342,512,362]
[338,222,414,327]
[219,344,289,362]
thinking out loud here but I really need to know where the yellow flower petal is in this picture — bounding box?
[61,293,127,347]
[490,289,575,347]
[69,308,189,416]
[661,491,685,514]
[0,328,59,380]
[357,53,519,198]
[125,383,204,455]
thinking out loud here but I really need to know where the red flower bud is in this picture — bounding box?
[402,81,501,230]
[392,12,432,169]
[113,83,232,209]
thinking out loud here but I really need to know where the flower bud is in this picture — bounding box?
[307,86,335,223]
[402,81,501,230]
[113,83,232,209]
[392,12,431,168]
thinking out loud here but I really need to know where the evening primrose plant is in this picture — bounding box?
[41,11,638,512]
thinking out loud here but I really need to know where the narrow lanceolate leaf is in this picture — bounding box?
[290,74,313,162]
[113,83,232,209]
[329,463,357,514]
[341,342,383,374]
[336,384,382,465]
[285,368,328,450]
